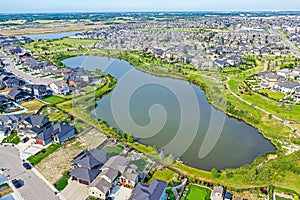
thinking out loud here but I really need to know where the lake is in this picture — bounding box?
[62,56,276,170]
[27,31,81,40]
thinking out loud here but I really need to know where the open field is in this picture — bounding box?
[21,99,46,111]
[22,38,101,53]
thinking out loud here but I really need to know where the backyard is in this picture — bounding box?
[184,185,211,200]
[21,99,46,111]
[42,95,66,106]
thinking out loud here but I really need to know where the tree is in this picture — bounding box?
[211,168,221,178]
[127,134,134,143]
[268,114,273,120]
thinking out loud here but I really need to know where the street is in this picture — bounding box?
[0,51,57,85]
[0,145,60,200]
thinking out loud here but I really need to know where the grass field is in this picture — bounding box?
[185,185,211,200]
[43,95,66,106]
[22,38,101,53]
[21,99,46,111]
[1,133,20,144]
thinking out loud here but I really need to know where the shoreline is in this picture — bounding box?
[41,50,300,193]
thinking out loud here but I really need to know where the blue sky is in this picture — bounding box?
[0,0,300,13]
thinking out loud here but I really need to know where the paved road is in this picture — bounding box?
[225,84,300,137]
[0,145,60,200]
[270,26,300,58]
[0,51,57,85]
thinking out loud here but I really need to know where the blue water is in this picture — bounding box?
[27,31,81,40]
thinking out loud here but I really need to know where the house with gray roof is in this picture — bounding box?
[70,149,108,185]
[35,122,75,146]
[129,179,167,200]
[7,86,31,103]
[274,82,300,94]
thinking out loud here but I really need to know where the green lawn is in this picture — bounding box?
[147,169,176,184]
[73,123,89,133]
[103,145,124,157]
[129,156,149,172]
[28,143,62,166]
[43,96,66,106]
[55,171,70,191]
[259,89,285,100]
[185,185,211,200]
[2,133,21,144]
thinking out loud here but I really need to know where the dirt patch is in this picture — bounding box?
[80,128,107,150]
[35,129,107,184]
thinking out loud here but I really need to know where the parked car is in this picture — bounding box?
[21,137,29,143]
[12,179,23,188]
[22,162,32,170]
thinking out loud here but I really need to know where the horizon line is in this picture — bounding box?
[0,10,300,15]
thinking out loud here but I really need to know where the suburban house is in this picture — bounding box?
[88,167,119,199]
[0,94,11,109]
[7,86,31,103]
[210,186,225,200]
[0,114,22,136]
[88,155,139,199]
[50,80,70,95]
[129,179,167,200]
[258,72,284,88]
[27,84,51,98]
[70,149,109,185]
[35,122,75,146]
[118,165,139,188]
[17,115,51,137]
[64,68,93,88]
[273,82,300,94]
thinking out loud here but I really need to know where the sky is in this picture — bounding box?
[0,0,300,13]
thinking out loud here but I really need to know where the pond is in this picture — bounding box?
[27,31,81,40]
[62,56,276,170]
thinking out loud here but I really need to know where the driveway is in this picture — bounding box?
[61,180,88,200]
[0,145,60,200]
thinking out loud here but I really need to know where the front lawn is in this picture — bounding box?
[27,143,62,166]
[21,99,46,111]
[185,185,211,200]
[43,95,66,106]
[1,133,21,144]
[55,171,70,191]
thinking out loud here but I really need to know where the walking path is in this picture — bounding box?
[225,84,300,136]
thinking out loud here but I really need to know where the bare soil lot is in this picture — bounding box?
[35,128,107,184]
